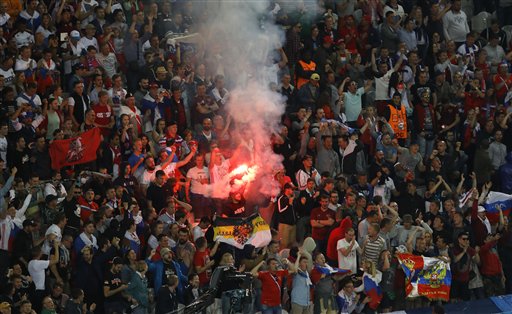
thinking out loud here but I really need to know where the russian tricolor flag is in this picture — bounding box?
[364,275,383,310]
[484,191,512,223]
[314,265,351,276]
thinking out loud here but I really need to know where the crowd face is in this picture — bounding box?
[319,198,329,210]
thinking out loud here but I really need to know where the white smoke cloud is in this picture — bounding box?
[198,1,286,201]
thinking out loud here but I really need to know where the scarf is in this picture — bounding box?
[125,230,140,245]
[297,269,313,286]
[79,232,98,249]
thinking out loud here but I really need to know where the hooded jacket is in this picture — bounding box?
[326,217,353,262]
[301,237,317,270]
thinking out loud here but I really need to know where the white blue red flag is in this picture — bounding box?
[484,191,512,223]
[398,253,451,301]
[363,275,383,310]
[313,264,351,276]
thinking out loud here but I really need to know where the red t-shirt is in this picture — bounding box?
[310,207,336,241]
[193,249,212,286]
[450,245,475,282]
[77,196,99,223]
[493,73,512,100]
[258,270,289,307]
[92,103,112,136]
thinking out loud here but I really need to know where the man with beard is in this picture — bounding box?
[74,246,102,310]
[192,81,218,133]
[44,171,67,203]
[77,187,99,223]
[104,257,131,313]
[166,85,187,133]
[62,184,82,237]
[7,137,30,182]
[196,118,216,154]
[147,247,187,299]
[220,187,254,218]
[174,228,196,273]
[134,77,149,108]
[140,144,196,191]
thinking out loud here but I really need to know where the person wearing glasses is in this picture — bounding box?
[449,231,480,302]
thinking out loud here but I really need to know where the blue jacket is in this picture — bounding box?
[146,258,187,300]
[127,272,149,309]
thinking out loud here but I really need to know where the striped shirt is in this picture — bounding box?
[363,235,386,265]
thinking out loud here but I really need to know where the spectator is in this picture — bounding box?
[443,0,470,45]
[310,194,336,253]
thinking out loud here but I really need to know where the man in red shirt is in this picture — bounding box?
[77,187,99,223]
[92,91,115,137]
[193,237,219,288]
[251,257,296,313]
[310,194,336,253]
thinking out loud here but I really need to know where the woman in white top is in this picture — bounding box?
[35,13,55,39]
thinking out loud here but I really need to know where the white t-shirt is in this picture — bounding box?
[16,93,42,108]
[14,58,36,72]
[210,159,230,184]
[337,238,359,274]
[187,166,210,195]
[375,70,394,101]
[78,36,99,51]
[139,163,177,187]
[0,137,7,168]
[192,225,206,241]
[28,260,50,290]
[0,68,15,86]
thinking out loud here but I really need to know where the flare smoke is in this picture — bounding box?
[199,1,286,201]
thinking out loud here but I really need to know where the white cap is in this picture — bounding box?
[478,206,486,213]
[70,30,80,38]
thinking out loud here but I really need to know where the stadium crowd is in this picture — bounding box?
[0,0,511,313]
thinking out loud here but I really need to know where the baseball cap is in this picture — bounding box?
[310,73,320,81]
[125,92,135,99]
[478,206,486,213]
[160,248,171,258]
[22,219,37,228]
[403,214,413,223]
[0,302,10,310]
[70,30,81,39]
[149,82,159,89]
[155,66,168,74]
[335,38,345,45]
